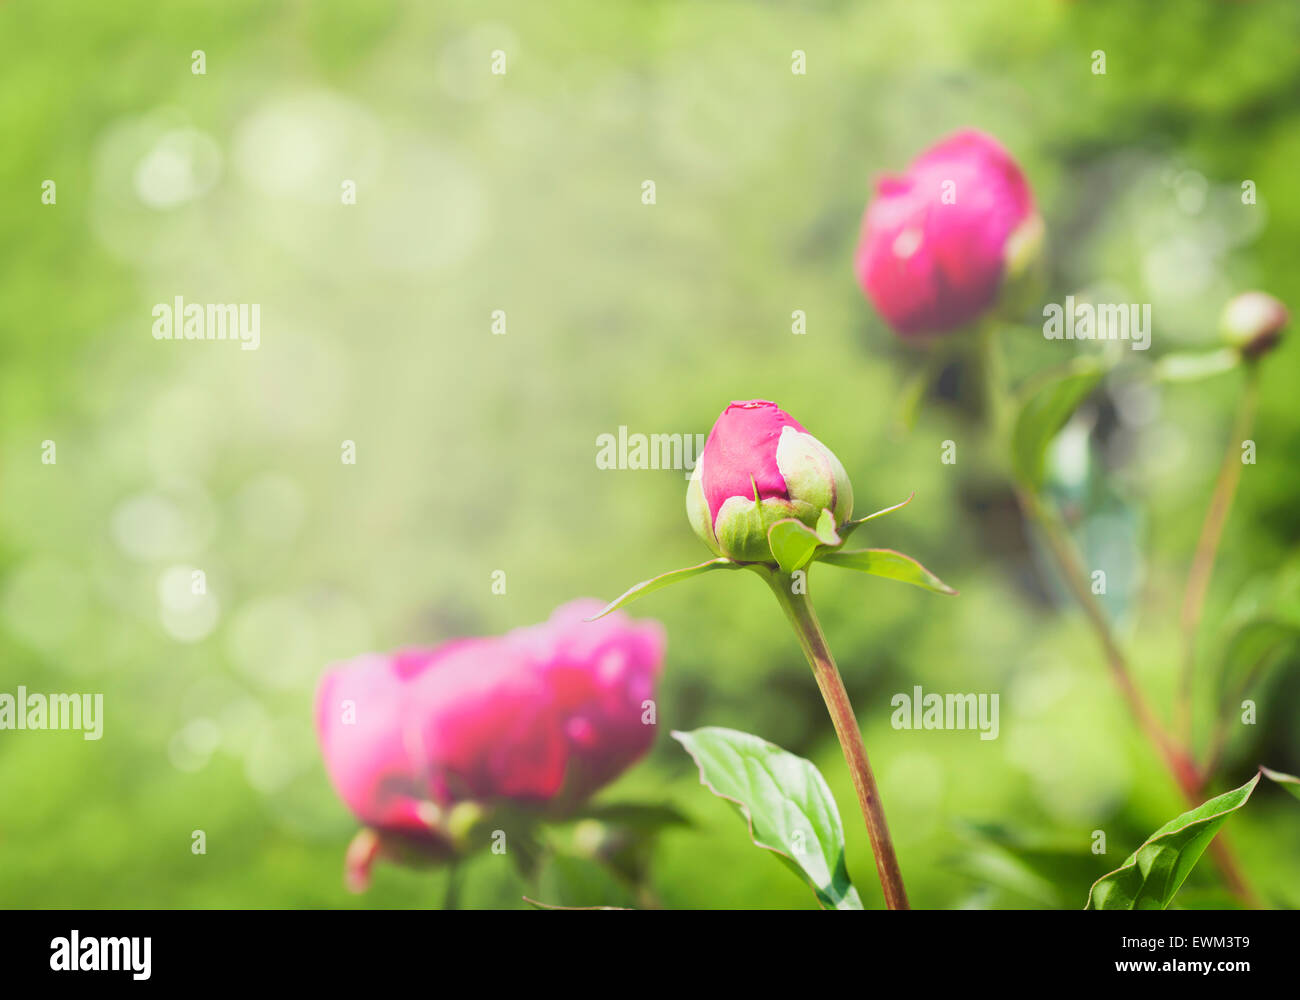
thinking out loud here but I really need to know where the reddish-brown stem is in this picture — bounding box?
[1017,488,1261,908]
[766,571,910,910]
[979,326,1260,906]
[1178,366,1260,749]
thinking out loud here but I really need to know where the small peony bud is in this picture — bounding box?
[686,400,853,562]
[1221,291,1287,359]
[855,129,1040,337]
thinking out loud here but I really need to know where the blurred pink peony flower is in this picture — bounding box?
[315,599,664,889]
[687,400,853,562]
[855,129,1041,337]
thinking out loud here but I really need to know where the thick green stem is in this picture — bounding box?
[1178,366,1260,751]
[763,569,910,910]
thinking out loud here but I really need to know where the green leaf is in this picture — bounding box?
[896,362,931,432]
[1261,766,1300,802]
[1085,773,1260,910]
[948,848,1063,909]
[819,547,957,596]
[766,518,822,573]
[587,558,741,620]
[1169,889,1246,910]
[563,804,690,888]
[838,492,915,544]
[1216,618,1300,713]
[1153,348,1240,383]
[1011,356,1108,487]
[672,727,862,910]
[534,851,637,909]
[949,820,1107,909]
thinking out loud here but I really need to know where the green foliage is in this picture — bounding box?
[949,821,1109,909]
[1152,349,1240,383]
[1086,775,1259,910]
[819,548,957,596]
[589,559,742,619]
[1,0,1299,911]
[1010,356,1110,487]
[1216,619,1300,716]
[674,727,862,910]
[1261,767,1300,802]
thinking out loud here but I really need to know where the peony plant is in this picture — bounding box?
[856,126,1295,910]
[595,399,955,909]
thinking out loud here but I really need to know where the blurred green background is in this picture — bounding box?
[2,0,1299,909]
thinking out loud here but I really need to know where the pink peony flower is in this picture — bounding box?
[315,599,664,889]
[687,400,853,562]
[855,129,1040,337]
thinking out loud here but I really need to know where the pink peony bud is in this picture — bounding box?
[315,599,664,886]
[1221,290,1287,359]
[687,400,853,562]
[855,129,1041,337]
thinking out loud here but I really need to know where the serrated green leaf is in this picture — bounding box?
[767,519,822,573]
[672,727,862,910]
[587,558,741,620]
[838,492,915,544]
[819,547,957,596]
[1011,356,1108,487]
[1085,774,1260,910]
[1261,766,1300,802]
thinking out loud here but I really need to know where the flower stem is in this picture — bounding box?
[1017,489,1202,790]
[1016,487,1262,907]
[1177,366,1260,750]
[442,862,462,910]
[764,570,910,910]
[977,327,1260,906]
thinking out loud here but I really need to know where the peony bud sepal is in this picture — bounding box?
[590,487,957,621]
